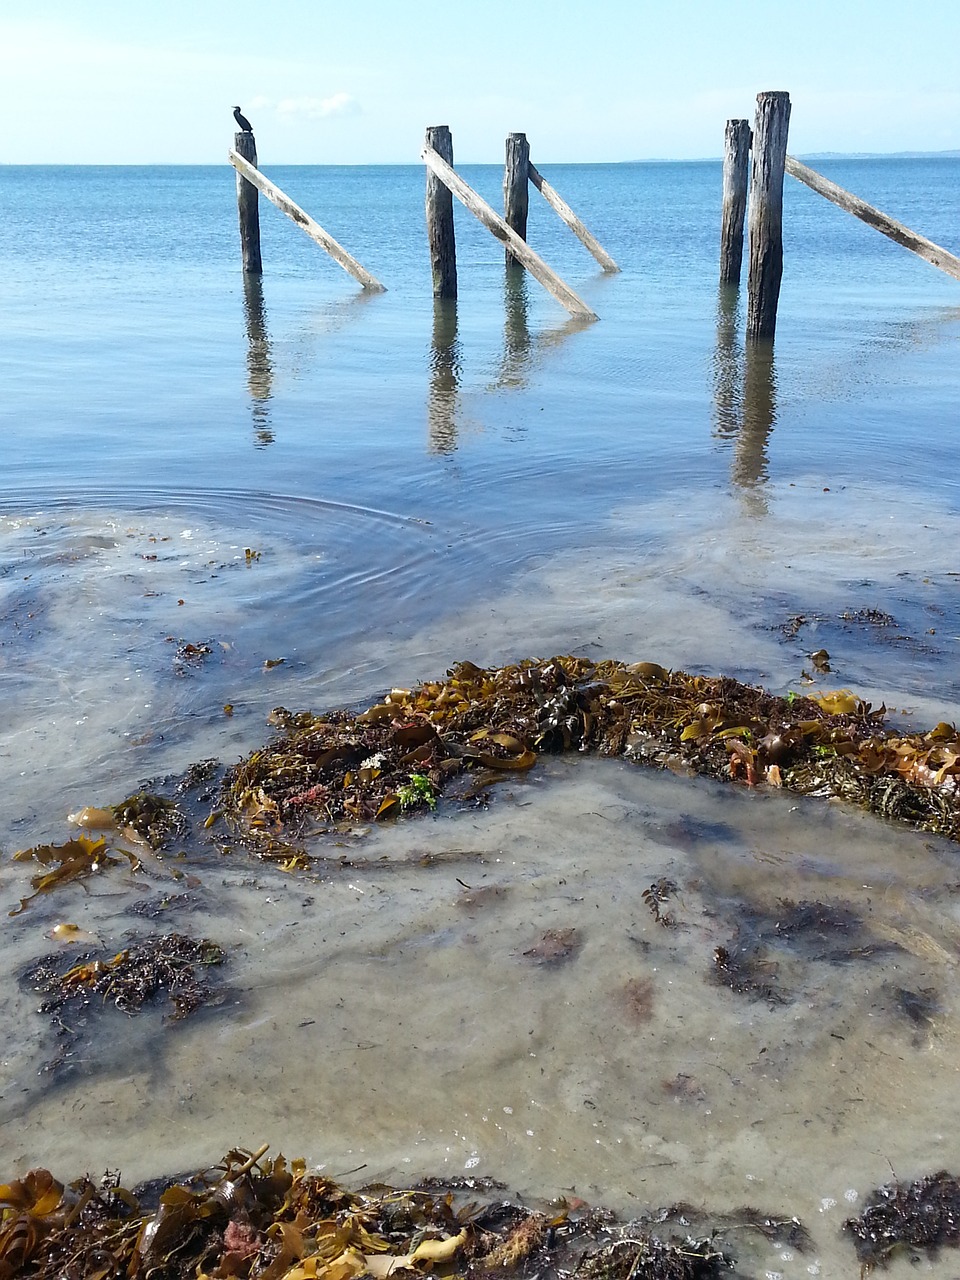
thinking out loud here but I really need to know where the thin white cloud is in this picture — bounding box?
[275,93,360,120]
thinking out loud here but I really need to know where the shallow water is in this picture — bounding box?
[2,159,960,1275]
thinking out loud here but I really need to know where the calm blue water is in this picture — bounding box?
[4,161,960,1276]
[3,160,959,513]
[3,156,960,756]
[3,156,960,792]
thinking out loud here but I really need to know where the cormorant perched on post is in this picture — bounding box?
[232,106,254,133]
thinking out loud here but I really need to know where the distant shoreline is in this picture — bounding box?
[623,149,960,164]
[2,150,960,168]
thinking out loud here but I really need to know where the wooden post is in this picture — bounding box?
[235,130,262,275]
[747,91,791,342]
[785,155,960,282]
[228,150,385,291]
[421,143,598,320]
[503,132,530,265]
[527,162,620,272]
[720,119,751,285]
[425,125,457,298]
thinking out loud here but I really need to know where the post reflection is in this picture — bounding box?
[736,338,777,501]
[491,266,593,394]
[498,264,532,388]
[711,285,777,514]
[712,283,742,437]
[428,298,461,454]
[242,274,275,447]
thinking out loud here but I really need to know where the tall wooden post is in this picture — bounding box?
[720,119,751,285]
[746,91,791,342]
[425,125,457,298]
[503,132,530,265]
[234,130,262,275]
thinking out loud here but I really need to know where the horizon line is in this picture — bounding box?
[3,148,960,168]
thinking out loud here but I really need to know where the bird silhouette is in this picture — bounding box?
[232,106,254,133]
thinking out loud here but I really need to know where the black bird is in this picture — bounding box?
[232,106,254,133]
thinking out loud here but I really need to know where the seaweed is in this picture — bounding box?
[9,835,140,917]
[0,1146,736,1280]
[169,638,213,675]
[7,792,188,914]
[709,898,885,1004]
[522,928,582,966]
[218,657,960,862]
[11,657,960,908]
[655,1202,810,1253]
[711,943,786,1005]
[843,1169,960,1272]
[112,792,185,850]
[642,879,679,927]
[21,932,226,1073]
[575,1233,729,1280]
[891,984,940,1029]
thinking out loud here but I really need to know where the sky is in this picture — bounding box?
[2,0,960,164]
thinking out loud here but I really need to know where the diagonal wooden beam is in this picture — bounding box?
[527,162,620,273]
[420,144,598,320]
[228,149,386,292]
[785,155,960,283]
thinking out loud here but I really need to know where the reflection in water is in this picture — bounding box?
[242,275,274,447]
[428,299,461,454]
[491,267,594,393]
[711,286,777,514]
[287,291,379,379]
[427,274,596,453]
[736,338,776,503]
[499,264,533,388]
[712,284,742,437]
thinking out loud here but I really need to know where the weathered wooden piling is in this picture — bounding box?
[527,163,620,272]
[746,91,791,342]
[228,151,385,291]
[235,130,262,274]
[503,133,531,265]
[720,119,751,285]
[785,156,960,282]
[421,143,597,320]
[425,126,457,298]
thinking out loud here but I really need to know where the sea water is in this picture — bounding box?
[2,158,960,1276]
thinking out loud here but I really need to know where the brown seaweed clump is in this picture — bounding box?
[220,656,960,860]
[26,932,225,1020]
[10,657,960,899]
[577,1235,728,1280]
[0,1145,732,1280]
[843,1170,960,1272]
[22,932,226,1073]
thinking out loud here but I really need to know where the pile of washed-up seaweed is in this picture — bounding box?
[0,1145,731,1280]
[9,657,960,897]
[221,656,960,862]
[7,1147,960,1277]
